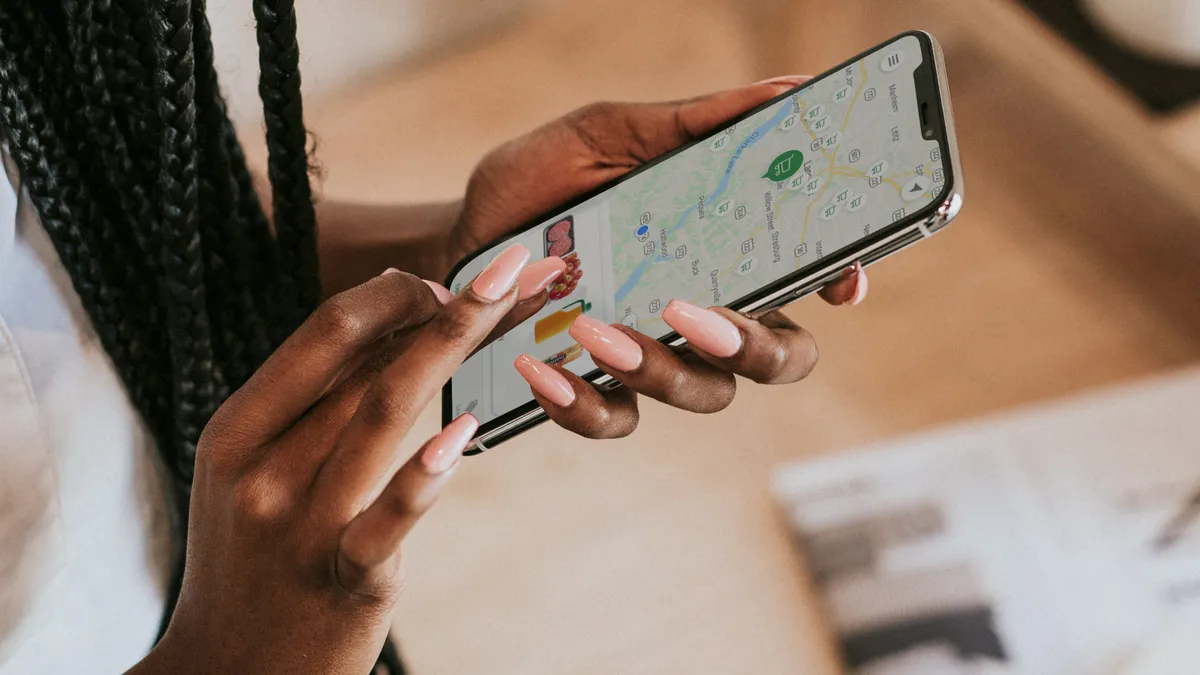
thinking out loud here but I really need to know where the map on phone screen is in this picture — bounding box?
[449,34,945,425]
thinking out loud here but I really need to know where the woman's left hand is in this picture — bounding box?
[448,77,868,437]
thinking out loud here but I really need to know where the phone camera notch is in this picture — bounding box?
[919,101,934,139]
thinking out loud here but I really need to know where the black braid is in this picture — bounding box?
[192,0,273,385]
[253,0,321,327]
[65,0,162,275]
[0,2,403,672]
[153,0,228,467]
[0,4,170,441]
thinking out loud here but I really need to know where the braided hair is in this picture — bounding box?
[0,1,403,671]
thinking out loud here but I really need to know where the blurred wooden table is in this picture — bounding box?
[246,0,1200,672]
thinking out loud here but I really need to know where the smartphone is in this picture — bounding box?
[444,31,963,454]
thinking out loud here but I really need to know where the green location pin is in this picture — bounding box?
[763,149,804,182]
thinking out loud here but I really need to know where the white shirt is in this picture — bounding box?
[0,147,172,672]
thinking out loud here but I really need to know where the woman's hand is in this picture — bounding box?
[512,270,865,438]
[129,245,539,675]
[449,77,815,266]
[453,77,869,438]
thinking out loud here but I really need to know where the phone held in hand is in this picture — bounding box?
[444,31,964,454]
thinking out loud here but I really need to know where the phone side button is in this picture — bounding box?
[790,286,818,301]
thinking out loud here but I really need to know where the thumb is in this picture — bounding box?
[575,75,812,165]
[669,75,811,144]
[458,76,810,250]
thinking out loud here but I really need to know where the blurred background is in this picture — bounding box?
[214,0,1200,672]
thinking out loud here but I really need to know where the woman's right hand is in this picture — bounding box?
[128,244,544,675]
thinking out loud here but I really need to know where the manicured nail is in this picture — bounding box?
[471,243,531,300]
[755,74,810,87]
[423,413,478,474]
[568,315,643,371]
[423,279,454,304]
[513,354,576,407]
[848,263,868,306]
[662,300,742,358]
[517,257,566,301]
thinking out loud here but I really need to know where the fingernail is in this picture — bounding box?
[848,263,868,306]
[423,413,478,474]
[568,315,643,371]
[382,267,401,275]
[754,74,810,87]
[514,354,576,407]
[516,257,566,301]
[423,279,454,304]
[662,300,742,358]
[472,243,531,301]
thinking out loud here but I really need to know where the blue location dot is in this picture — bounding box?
[636,225,649,237]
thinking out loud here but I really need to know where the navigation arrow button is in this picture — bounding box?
[901,177,930,202]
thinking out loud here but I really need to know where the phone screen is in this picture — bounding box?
[448,34,947,427]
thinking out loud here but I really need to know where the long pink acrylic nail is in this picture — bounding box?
[516,257,566,301]
[423,413,478,474]
[568,315,643,372]
[514,354,576,407]
[471,243,531,300]
[848,263,868,306]
[662,300,743,358]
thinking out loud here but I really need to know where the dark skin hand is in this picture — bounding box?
[126,78,868,675]
[449,76,868,437]
[314,77,867,443]
[127,256,544,675]
[522,308,829,438]
[447,76,866,303]
[316,76,868,302]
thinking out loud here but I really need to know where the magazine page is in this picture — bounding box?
[774,369,1200,675]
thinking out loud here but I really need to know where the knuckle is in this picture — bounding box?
[381,272,439,322]
[196,398,258,473]
[753,332,818,384]
[336,547,406,606]
[388,487,439,526]
[355,340,404,381]
[356,378,414,430]
[704,377,737,413]
[769,342,793,378]
[580,396,638,439]
[575,100,619,124]
[562,401,614,440]
[312,294,367,345]
[755,341,793,384]
[426,304,481,350]
[196,431,235,478]
[567,101,627,158]
[581,406,612,439]
[658,366,690,404]
[611,409,639,438]
[196,409,230,461]
[335,539,371,580]
[232,472,291,525]
[380,483,423,519]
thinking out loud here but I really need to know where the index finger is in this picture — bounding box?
[313,244,530,515]
[206,270,443,451]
